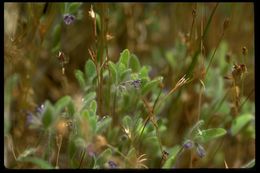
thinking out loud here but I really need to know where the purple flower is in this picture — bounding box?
[183,139,193,149]
[108,160,117,168]
[36,104,45,114]
[196,144,206,158]
[26,112,34,125]
[131,79,141,89]
[86,144,96,157]
[63,14,76,25]
[26,111,42,128]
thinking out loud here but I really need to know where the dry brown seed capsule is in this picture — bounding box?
[55,119,70,137]
[192,8,196,17]
[242,46,248,56]
[223,18,230,31]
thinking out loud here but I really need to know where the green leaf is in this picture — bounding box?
[119,49,130,67]
[120,68,132,81]
[67,101,75,117]
[97,116,112,134]
[18,156,53,169]
[51,24,61,53]
[95,13,101,34]
[139,66,150,79]
[117,63,126,77]
[85,59,97,81]
[162,145,181,168]
[165,51,175,69]
[42,101,54,129]
[75,70,86,89]
[125,147,136,167]
[231,114,253,136]
[122,115,132,128]
[83,92,96,107]
[68,3,82,13]
[74,137,86,148]
[54,96,72,114]
[129,54,141,72]
[141,77,163,95]
[108,61,118,83]
[4,74,19,135]
[89,100,97,114]
[194,128,227,143]
[96,148,112,167]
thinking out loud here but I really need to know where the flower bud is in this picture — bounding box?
[183,139,193,149]
[196,144,206,158]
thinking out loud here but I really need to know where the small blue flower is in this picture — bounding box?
[26,112,34,125]
[108,160,117,168]
[86,144,96,157]
[36,104,45,114]
[196,144,206,158]
[63,13,76,25]
[26,111,42,128]
[131,79,141,89]
[183,139,193,149]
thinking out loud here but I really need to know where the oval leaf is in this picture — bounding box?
[96,148,112,167]
[119,49,130,67]
[54,96,72,114]
[42,102,54,129]
[18,156,53,169]
[141,77,163,95]
[97,116,112,134]
[194,128,227,143]
[83,92,96,108]
[75,70,86,89]
[85,59,97,81]
[129,54,141,72]
[108,61,118,84]
[231,114,253,136]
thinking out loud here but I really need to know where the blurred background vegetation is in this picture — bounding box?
[4,2,254,168]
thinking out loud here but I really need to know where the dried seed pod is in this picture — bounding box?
[242,46,248,56]
[192,8,197,17]
[225,52,232,64]
[55,118,71,137]
[223,18,230,31]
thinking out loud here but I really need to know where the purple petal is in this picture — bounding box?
[108,160,117,168]
[183,139,193,149]
[63,14,76,25]
[196,144,206,158]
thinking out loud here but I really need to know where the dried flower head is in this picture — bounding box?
[63,14,76,25]
[223,18,230,31]
[89,5,95,19]
[192,8,197,17]
[242,46,248,56]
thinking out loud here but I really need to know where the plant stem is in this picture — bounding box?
[78,150,86,168]
[55,135,63,168]
[205,31,224,75]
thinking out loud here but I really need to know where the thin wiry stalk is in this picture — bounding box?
[205,31,225,75]
[78,150,86,168]
[55,135,63,168]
